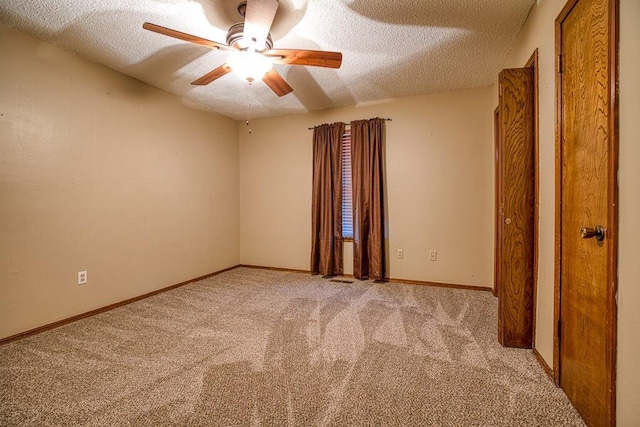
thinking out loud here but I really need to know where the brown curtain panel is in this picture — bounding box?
[310,122,345,276]
[351,118,386,281]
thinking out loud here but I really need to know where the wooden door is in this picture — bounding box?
[497,68,535,348]
[556,0,618,425]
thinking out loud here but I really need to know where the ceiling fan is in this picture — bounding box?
[143,0,342,97]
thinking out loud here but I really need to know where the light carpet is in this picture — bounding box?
[0,267,585,426]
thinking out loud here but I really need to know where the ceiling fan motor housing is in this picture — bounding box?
[226,22,273,51]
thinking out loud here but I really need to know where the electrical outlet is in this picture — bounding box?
[78,271,88,285]
[429,251,438,261]
[397,249,404,259]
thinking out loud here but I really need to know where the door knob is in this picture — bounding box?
[580,226,605,241]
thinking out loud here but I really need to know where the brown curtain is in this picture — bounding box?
[351,118,385,281]
[310,122,345,276]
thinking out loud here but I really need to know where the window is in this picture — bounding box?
[342,130,353,239]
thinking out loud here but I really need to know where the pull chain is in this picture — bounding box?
[245,82,252,134]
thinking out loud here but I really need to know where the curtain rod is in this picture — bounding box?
[308,118,392,130]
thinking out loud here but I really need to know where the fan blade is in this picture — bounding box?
[262,69,293,97]
[143,22,235,52]
[192,64,233,85]
[265,49,342,69]
[243,0,279,49]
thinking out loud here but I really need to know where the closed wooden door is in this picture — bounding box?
[497,68,535,348]
[556,0,617,425]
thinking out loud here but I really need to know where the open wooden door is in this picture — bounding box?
[493,107,501,298]
[496,68,535,348]
[555,0,618,425]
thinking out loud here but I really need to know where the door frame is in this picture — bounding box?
[525,49,540,352]
[554,0,619,424]
[493,106,501,298]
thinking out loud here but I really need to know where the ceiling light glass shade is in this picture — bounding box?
[227,51,273,83]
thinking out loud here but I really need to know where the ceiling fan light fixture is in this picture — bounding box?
[228,50,273,83]
[142,0,341,96]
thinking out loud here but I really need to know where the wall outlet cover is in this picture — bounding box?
[78,271,88,285]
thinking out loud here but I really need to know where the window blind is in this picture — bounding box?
[342,130,353,239]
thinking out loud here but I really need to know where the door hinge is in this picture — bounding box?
[557,319,562,339]
[557,54,563,74]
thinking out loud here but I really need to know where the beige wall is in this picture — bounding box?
[497,0,565,380]
[617,0,640,424]
[240,87,495,287]
[0,25,240,340]
[501,0,640,424]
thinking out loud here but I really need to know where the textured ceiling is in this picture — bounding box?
[0,0,535,120]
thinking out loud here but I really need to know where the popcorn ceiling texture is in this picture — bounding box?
[0,0,535,120]
[0,268,584,426]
